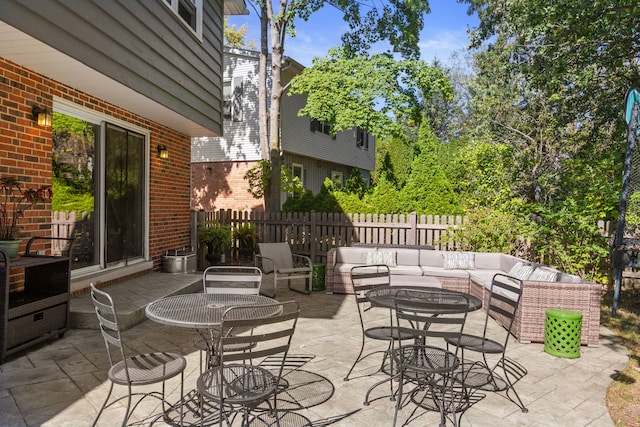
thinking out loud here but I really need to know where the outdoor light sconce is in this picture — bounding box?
[157,144,169,159]
[32,105,52,127]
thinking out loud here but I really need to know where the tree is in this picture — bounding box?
[399,124,462,215]
[289,48,453,140]
[241,0,433,211]
[223,16,256,49]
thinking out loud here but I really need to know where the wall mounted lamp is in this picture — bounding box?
[32,105,52,127]
[157,144,169,159]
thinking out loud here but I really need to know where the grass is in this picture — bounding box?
[600,289,640,427]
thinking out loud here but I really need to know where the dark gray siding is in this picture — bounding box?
[1,0,223,135]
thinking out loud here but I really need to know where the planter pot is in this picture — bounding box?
[0,239,21,260]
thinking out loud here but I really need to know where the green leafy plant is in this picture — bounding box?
[197,223,232,252]
[0,177,52,240]
[233,224,258,248]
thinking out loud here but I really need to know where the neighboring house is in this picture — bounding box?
[191,47,376,211]
[0,0,246,294]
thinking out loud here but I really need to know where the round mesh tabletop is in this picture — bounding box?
[145,293,278,328]
[366,285,482,313]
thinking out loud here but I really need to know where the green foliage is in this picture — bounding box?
[281,165,305,195]
[529,200,611,282]
[223,16,256,49]
[244,161,304,199]
[198,223,232,251]
[51,176,94,212]
[233,223,258,247]
[375,134,414,188]
[399,124,462,215]
[447,207,532,256]
[343,168,368,199]
[363,176,403,214]
[289,49,453,139]
[244,160,271,199]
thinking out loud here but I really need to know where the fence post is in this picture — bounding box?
[310,211,317,263]
[408,212,417,245]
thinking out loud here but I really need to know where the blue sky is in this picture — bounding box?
[227,1,479,67]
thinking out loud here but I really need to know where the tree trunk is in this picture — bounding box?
[266,0,285,212]
[259,5,271,211]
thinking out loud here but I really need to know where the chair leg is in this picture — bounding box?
[483,353,528,413]
[92,382,114,427]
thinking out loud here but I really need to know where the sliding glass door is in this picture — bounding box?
[52,111,147,272]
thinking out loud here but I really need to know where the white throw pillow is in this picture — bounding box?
[528,266,558,282]
[507,261,536,280]
[442,252,475,270]
[366,250,397,267]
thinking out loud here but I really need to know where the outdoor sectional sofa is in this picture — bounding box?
[325,246,602,346]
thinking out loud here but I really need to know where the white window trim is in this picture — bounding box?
[331,171,343,188]
[53,96,151,276]
[163,0,203,40]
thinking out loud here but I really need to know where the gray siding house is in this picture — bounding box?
[191,47,376,211]
[0,0,245,293]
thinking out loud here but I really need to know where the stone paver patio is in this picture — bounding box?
[0,274,629,426]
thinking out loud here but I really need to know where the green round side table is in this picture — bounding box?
[544,308,583,358]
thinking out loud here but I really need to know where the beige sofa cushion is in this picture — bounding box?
[334,247,368,264]
[419,249,445,268]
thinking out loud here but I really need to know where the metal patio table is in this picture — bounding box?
[145,293,279,426]
[362,285,482,409]
[146,293,278,329]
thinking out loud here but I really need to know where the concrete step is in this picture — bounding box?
[69,272,202,330]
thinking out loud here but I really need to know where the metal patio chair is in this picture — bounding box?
[345,264,415,405]
[196,301,300,426]
[392,289,470,427]
[255,242,312,297]
[89,283,186,427]
[197,266,264,371]
[445,273,528,413]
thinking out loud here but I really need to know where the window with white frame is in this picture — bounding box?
[331,171,343,188]
[356,127,369,150]
[310,119,336,139]
[292,163,304,188]
[164,0,202,37]
[223,77,243,121]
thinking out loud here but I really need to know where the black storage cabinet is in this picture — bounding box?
[1,237,73,362]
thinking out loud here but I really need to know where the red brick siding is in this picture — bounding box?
[0,57,191,274]
[191,161,265,212]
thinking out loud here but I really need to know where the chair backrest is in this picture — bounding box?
[217,301,299,369]
[481,273,524,345]
[257,243,294,271]
[394,288,469,349]
[89,283,127,370]
[350,264,391,306]
[202,266,263,294]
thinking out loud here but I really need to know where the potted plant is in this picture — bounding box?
[233,223,258,262]
[0,177,52,259]
[198,223,232,265]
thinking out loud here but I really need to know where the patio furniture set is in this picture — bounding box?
[83,242,594,426]
[326,246,602,346]
[345,266,528,427]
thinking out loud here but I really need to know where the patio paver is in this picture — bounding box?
[0,274,629,426]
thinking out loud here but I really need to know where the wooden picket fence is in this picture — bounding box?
[193,210,466,264]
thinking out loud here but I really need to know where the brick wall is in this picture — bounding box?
[192,161,265,212]
[0,57,191,274]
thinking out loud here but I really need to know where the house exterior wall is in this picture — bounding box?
[192,161,264,212]
[1,0,225,136]
[192,48,376,209]
[0,58,192,291]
